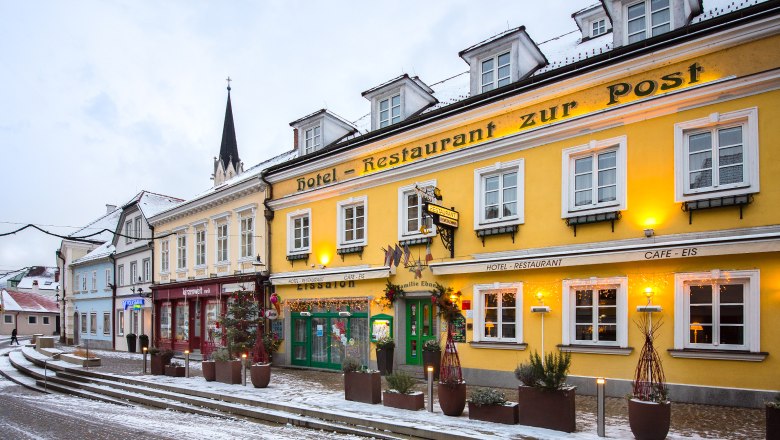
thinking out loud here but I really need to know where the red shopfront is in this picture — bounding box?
[154,279,255,354]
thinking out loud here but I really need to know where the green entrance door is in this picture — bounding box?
[290,311,368,370]
[405,299,435,365]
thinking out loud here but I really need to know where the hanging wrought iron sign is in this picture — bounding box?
[424,200,458,259]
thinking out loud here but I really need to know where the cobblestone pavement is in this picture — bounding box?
[11,342,766,439]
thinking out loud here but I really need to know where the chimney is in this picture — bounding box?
[32,280,39,293]
[292,128,299,151]
[106,204,117,214]
[55,269,60,282]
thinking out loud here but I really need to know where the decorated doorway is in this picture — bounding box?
[290,307,369,370]
[405,299,435,365]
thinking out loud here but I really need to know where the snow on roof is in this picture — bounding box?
[0,268,26,288]
[136,191,185,219]
[1,289,58,313]
[330,0,765,145]
[71,241,115,266]
[150,149,298,220]
[67,206,123,243]
[16,267,59,291]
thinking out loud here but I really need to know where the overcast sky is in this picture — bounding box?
[0,0,595,273]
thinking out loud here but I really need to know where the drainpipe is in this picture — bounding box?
[149,225,155,347]
[56,249,67,344]
[109,253,116,351]
[260,170,274,351]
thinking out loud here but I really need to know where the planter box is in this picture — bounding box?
[768,406,780,440]
[438,382,467,417]
[422,351,440,381]
[468,402,519,425]
[250,363,271,388]
[344,371,381,404]
[628,399,671,440]
[150,354,172,375]
[202,361,216,382]
[60,353,101,367]
[383,391,424,411]
[376,348,394,375]
[164,365,186,377]
[215,360,242,385]
[517,386,576,432]
[37,337,55,349]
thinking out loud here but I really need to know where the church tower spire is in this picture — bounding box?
[213,78,243,186]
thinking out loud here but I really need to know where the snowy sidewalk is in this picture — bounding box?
[52,347,764,439]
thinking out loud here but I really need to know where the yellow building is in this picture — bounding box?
[149,87,295,356]
[265,1,780,407]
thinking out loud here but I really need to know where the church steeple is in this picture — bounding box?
[213,78,244,186]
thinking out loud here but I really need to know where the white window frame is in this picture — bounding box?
[304,125,322,155]
[379,94,402,128]
[142,258,150,282]
[215,222,229,264]
[134,216,142,240]
[90,312,97,334]
[474,159,524,229]
[73,274,79,292]
[562,277,628,348]
[337,196,368,248]
[674,270,760,352]
[674,108,759,202]
[81,273,88,291]
[287,208,312,255]
[625,0,671,44]
[239,215,255,260]
[130,262,138,286]
[43,316,50,325]
[592,18,607,37]
[160,239,170,273]
[105,268,111,288]
[117,310,125,336]
[3,315,12,324]
[117,265,124,287]
[81,313,87,334]
[397,180,437,241]
[103,312,110,335]
[91,270,97,291]
[480,51,511,93]
[28,315,37,324]
[472,282,523,343]
[195,228,207,267]
[125,220,133,244]
[176,233,187,271]
[561,136,627,217]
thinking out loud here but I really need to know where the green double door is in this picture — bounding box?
[405,299,436,365]
[291,312,367,370]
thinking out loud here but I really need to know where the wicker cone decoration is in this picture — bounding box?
[440,322,463,385]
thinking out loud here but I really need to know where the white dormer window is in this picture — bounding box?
[304,126,321,154]
[627,0,670,44]
[592,19,607,37]
[481,52,511,92]
[379,95,401,128]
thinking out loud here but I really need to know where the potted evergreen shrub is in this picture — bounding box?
[767,394,780,440]
[149,347,174,375]
[250,331,274,388]
[515,350,575,432]
[343,356,381,404]
[126,333,137,353]
[375,336,395,375]
[628,314,670,440]
[431,283,467,417]
[138,334,149,351]
[383,371,424,411]
[165,361,185,377]
[422,338,441,381]
[468,388,519,425]
[215,288,259,385]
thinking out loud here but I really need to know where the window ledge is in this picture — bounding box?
[176,269,187,274]
[287,252,310,262]
[667,349,767,362]
[469,341,528,350]
[557,344,633,355]
[399,237,432,247]
[238,257,254,263]
[194,264,207,270]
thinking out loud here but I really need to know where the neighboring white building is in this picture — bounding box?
[57,204,122,345]
[112,191,182,351]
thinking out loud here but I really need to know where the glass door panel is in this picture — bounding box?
[310,317,328,367]
[291,318,308,365]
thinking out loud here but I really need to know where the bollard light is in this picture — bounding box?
[427,366,434,412]
[185,350,190,378]
[142,347,148,375]
[242,353,248,386]
[596,377,606,437]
